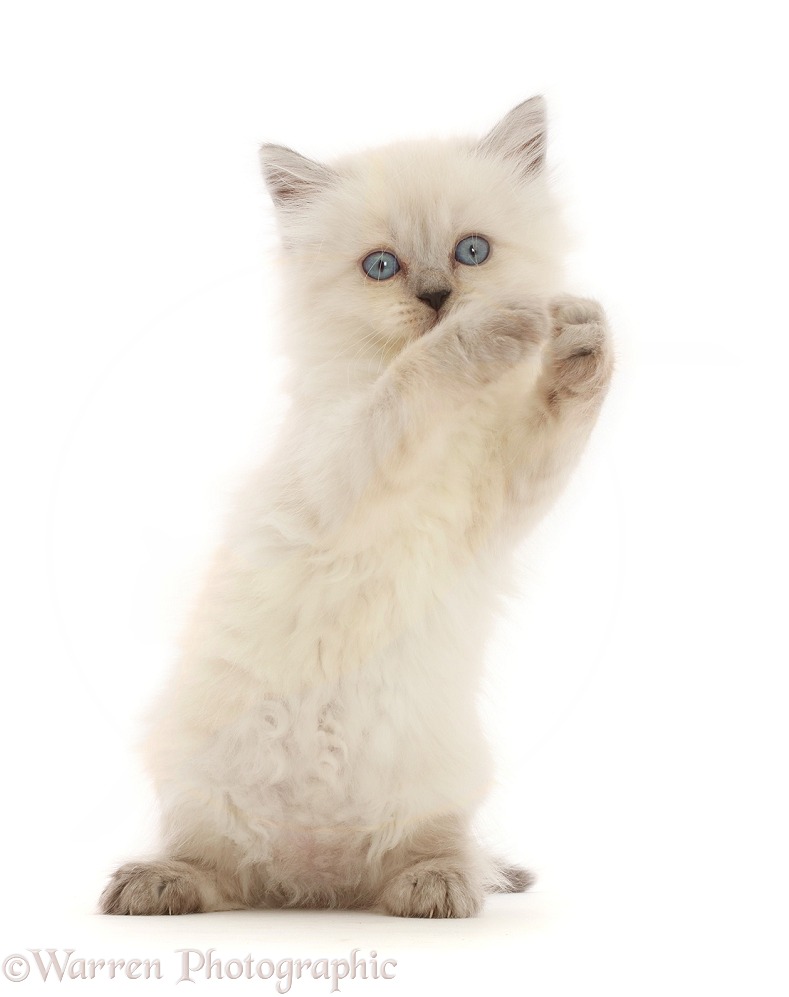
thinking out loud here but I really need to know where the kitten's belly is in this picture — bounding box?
[190,622,490,871]
[199,695,397,878]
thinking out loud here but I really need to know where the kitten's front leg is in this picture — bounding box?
[245,301,551,683]
[295,300,550,536]
[503,295,613,519]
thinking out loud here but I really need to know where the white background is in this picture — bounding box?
[1,1,787,994]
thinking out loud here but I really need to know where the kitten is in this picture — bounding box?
[100,97,613,918]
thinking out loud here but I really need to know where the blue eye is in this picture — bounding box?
[454,235,490,266]
[362,250,400,281]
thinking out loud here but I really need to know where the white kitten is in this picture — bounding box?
[100,97,613,918]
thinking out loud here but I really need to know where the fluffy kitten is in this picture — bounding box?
[100,97,613,918]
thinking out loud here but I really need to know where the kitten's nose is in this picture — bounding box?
[418,288,451,312]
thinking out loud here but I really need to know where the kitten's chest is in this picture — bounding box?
[353,395,510,555]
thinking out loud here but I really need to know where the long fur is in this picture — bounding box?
[100,98,613,918]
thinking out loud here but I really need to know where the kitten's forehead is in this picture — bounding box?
[333,139,513,257]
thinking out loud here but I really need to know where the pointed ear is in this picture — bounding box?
[259,144,336,208]
[478,96,547,179]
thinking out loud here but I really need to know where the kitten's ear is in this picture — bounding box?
[478,96,547,179]
[259,144,336,209]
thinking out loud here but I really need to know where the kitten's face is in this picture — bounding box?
[262,98,566,361]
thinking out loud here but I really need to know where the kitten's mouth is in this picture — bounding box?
[420,312,443,335]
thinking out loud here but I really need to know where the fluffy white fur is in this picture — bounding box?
[100,97,613,918]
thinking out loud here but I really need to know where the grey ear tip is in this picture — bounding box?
[258,143,276,169]
[258,144,335,204]
[520,94,547,116]
[478,95,548,175]
[259,142,293,163]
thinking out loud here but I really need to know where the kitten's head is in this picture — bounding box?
[260,97,566,369]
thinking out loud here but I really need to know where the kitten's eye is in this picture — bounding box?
[454,235,490,266]
[362,251,400,281]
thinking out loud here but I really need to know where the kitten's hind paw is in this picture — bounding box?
[99,859,208,916]
[379,859,483,918]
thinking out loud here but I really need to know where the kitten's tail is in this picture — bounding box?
[488,862,536,894]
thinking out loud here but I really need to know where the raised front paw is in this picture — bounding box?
[546,295,613,406]
[99,859,207,915]
[457,300,550,377]
[379,859,483,918]
[394,299,550,401]
[415,299,550,389]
